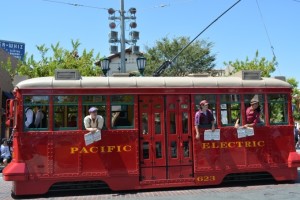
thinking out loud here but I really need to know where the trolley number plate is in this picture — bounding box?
[195,176,216,182]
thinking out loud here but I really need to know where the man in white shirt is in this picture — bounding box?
[84,107,104,133]
[24,107,34,128]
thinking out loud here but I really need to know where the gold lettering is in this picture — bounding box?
[228,142,235,148]
[100,146,105,153]
[116,146,122,152]
[123,145,131,152]
[220,142,227,148]
[245,141,252,148]
[70,147,79,154]
[90,147,98,153]
[200,140,265,149]
[236,141,243,147]
[107,146,116,152]
[202,143,210,149]
[257,141,265,147]
[79,147,89,154]
[211,142,220,149]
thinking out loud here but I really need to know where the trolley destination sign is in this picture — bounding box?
[0,39,25,60]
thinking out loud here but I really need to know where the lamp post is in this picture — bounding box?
[136,57,146,76]
[100,58,110,76]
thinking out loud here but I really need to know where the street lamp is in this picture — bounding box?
[100,58,110,76]
[136,57,146,76]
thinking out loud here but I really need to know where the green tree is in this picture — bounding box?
[144,36,216,76]
[287,78,300,120]
[223,50,276,77]
[17,39,101,78]
[0,57,16,81]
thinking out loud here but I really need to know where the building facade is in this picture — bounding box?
[0,48,18,138]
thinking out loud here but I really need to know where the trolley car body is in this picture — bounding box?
[3,72,300,196]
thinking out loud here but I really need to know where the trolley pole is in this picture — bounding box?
[120,0,126,73]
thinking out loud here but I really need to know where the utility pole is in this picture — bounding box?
[120,0,126,73]
[108,0,140,74]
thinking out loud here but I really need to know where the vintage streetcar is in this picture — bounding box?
[3,70,300,196]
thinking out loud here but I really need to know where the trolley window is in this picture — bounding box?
[220,94,240,126]
[268,94,288,125]
[82,95,107,129]
[23,96,49,131]
[244,94,265,125]
[111,95,134,129]
[53,96,78,130]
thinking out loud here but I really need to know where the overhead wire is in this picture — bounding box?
[255,0,279,73]
[41,0,109,10]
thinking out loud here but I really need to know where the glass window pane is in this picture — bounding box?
[142,113,148,134]
[155,113,161,134]
[24,96,49,104]
[169,112,176,134]
[54,105,78,129]
[111,105,134,128]
[220,94,240,126]
[182,112,188,133]
[183,141,189,157]
[111,95,134,103]
[171,141,177,158]
[143,142,149,159]
[111,95,134,129]
[83,96,106,103]
[53,96,78,129]
[169,104,175,109]
[54,96,77,104]
[268,94,288,124]
[181,104,188,109]
[154,104,161,109]
[24,96,49,131]
[155,142,162,158]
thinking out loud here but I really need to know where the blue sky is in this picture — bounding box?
[1,0,299,81]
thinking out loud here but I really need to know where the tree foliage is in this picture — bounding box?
[143,36,216,76]
[17,39,101,78]
[0,57,15,81]
[287,78,300,120]
[223,50,276,77]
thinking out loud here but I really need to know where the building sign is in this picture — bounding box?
[0,40,25,60]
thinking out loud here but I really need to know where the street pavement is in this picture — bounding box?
[1,149,300,200]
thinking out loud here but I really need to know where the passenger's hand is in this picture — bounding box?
[196,133,200,140]
[234,123,239,129]
[243,124,248,128]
